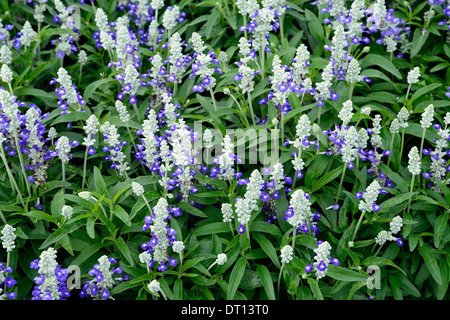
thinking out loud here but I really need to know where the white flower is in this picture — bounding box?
[390,216,403,234]
[287,189,312,229]
[0,64,13,83]
[95,8,109,32]
[203,129,213,149]
[216,253,227,265]
[270,55,290,106]
[148,279,161,293]
[150,198,170,263]
[0,45,12,65]
[420,104,434,129]
[115,100,130,123]
[397,107,410,128]
[124,63,140,97]
[313,241,331,279]
[151,0,164,10]
[20,21,37,47]
[244,169,264,205]
[37,247,61,300]
[339,100,354,127]
[358,180,381,213]
[132,181,144,197]
[280,245,294,264]
[172,241,185,253]
[407,146,421,176]
[162,5,180,31]
[1,224,16,252]
[55,136,71,164]
[78,191,92,201]
[407,67,420,84]
[221,203,234,223]
[389,118,401,134]
[82,114,99,148]
[375,230,396,245]
[346,58,362,84]
[61,205,73,220]
[235,198,252,226]
[218,134,235,181]
[78,50,88,66]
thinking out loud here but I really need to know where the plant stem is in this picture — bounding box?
[351,210,366,244]
[404,83,411,108]
[246,223,251,249]
[399,128,405,171]
[260,39,265,80]
[13,131,31,197]
[418,127,426,186]
[132,103,141,122]
[0,147,25,207]
[335,165,347,204]
[82,147,89,189]
[248,92,256,126]
[386,133,395,168]
[277,263,285,296]
[407,174,415,214]
[229,221,235,237]
[210,89,218,112]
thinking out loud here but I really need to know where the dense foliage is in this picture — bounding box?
[0,0,449,301]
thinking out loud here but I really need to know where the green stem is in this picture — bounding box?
[407,174,415,214]
[132,103,141,122]
[260,39,265,80]
[349,83,355,100]
[210,89,218,112]
[246,223,251,249]
[399,128,405,172]
[82,147,89,189]
[248,92,256,126]
[279,15,285,48]
[335,165,347,204]
[418,127,426,186]
[404,83,411,108]
[13,131,31,197]
[351,210,366,244]
[229,221,235,237]
[0,147,25,207]
[386,133,395,168]
[277,263,285,296]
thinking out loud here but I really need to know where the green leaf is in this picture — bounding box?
[178,201,208,218]
[418,244,443,285]
[14,88,55,100]
[253,233,281,268]
[327,265,368,282]
[362,54,402,79]
[307,278,324,300]
[115,236,134,266]
[83,78,113,101]
[86,215,96,239]
[410,83,442,103]
[249,221,282,238]
[23,211,57,224]
[50,189,65,221]
[39,219,85,249]
[93,166,109,197]
[112,205,131,226]
[434,215,448,248]
[410,28,430,58]
[192,222,230,236]
[50,111,90,126]
[256,265,275,300]
[70,243,104,266]
[227,258,246,300]
[173,278,183,300]
[311,165,343,192]
[304,9,324,43]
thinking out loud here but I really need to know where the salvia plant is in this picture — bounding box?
[0,0,449,302]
